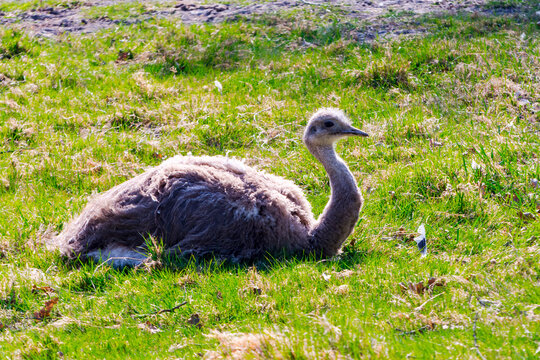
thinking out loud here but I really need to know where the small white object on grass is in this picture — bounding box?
[471,160,481,170]
[517,98,530,106]
[414,224,427,257]
[322,272,331,282]
[214,80,223,94]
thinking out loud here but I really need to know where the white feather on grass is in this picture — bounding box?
[471,160,481,170]
[214,80,223,94]
[414,223,427,257]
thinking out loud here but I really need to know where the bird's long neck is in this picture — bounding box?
[307,144,363,257]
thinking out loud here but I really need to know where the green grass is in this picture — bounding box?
[0,0,83,12]
[81,2,152,21]
[0,1,539,359]
[485,0,526,9]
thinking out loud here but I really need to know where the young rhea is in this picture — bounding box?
[53,108,368,266]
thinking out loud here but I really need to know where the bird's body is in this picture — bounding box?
[54,109,368,266]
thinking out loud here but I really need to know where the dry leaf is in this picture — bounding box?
[177,274,197,287]
[251,287,262,295]
[32,285,56,294]
[518,211,536,221]
[409,281,424,294]
[477,298,502,308]
[334,269,355,278]
[429,138,443,147]
[34,297,59,320]
[399,278,445,295]
[394,227,408,239]
[216,291,223,300]
[138,321,162,333]
[169,343,187,352]
[241,266,268,296]
[310,314,342,343]
[414,293,444,312]
[116,50,133,62]
[140,259,162,272]
[427,277,445,288]
[204,330,285,359]
[385,227,418,242]
[188,313,202,328]
[334,284,350,295]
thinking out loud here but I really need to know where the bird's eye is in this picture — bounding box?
[324,121,334,128]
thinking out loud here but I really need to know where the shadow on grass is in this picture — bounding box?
[55,245,378,285]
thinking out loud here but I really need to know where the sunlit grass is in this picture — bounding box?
[0,1,539,358]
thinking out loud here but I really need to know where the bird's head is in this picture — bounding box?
[303,108,368,147]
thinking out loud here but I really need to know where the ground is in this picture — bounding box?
[0,0,539,359]
[0,0,531,39]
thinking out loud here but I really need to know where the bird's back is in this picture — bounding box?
[56,155,315,261]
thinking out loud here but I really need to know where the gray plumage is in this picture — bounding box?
[52,108,368,266]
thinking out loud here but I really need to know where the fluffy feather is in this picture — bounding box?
[53,109,367,266]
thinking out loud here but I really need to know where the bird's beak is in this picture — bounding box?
[341,126,369,137]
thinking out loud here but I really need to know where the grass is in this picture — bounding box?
[81,2,152,21]
[0,0,83,12]
[0,0,539,358]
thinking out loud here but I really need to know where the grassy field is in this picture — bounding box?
[0,0,539,358]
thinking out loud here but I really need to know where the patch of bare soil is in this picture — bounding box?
[0,0,532,39]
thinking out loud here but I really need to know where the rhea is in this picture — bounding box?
[54,108,368,266]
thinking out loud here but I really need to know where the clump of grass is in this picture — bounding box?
[357,59,412,89]
[1,119,36,149]
[0,30,29,59]
[430,15,512,39]
[295,19,351,46]
[485,0,523,9]
[411,172,447,199]
[56,0,82,9]
[82,2,148,21]
[108,108,149,129]
[245,12,353,46]
[146,27,251,76]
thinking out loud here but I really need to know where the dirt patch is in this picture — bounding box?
[0,1,144,37]
[0,0,532,39]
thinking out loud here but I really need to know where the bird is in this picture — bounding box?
[53,108,368,267]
